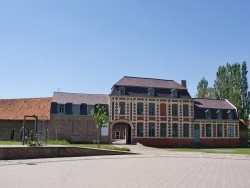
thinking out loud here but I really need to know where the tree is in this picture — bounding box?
[196,77,216,99]
[241,62,249,120]
[213,62,249,121]
[91,104,108,148]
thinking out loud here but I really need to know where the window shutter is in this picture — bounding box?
[65,103,72,114]
[101,104,109,115]
[80,103,87,115]
[50,102,58,114]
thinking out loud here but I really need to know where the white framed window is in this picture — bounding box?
[206,124,212,137]
[137,122,144,137]
[58,104,65,114]
[87,105,95,115]
[183,124,189,137]
[172,104,178,116]
[183,104,189,117]
[149,103,155,116]
[149,123,155,137]
[119,86,126,95]
[205,109,211,119]
[160,123,167,137]
[228,125,234,137]
[228,110,233,120]
[217,124,223,137]
[119,102,125,115]
[137,102,144,115]
[171,89,178,98]
[148,88,155,97]
[172,123,178,137]
[217,110,222,120]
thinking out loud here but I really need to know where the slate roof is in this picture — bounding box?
[114,76,187,89]
[110,76,191,99]
[52,92,109,105]
[194,98,238,120]
[0,98,51,120]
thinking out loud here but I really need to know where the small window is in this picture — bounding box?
[228,110,233,120]
[137,102,144,115]
[205,109,211,119]
[183,124,189,137]
[172,104,178,116]
[72,104,80,115]
[87,105,95,115]
[149,103,155,116]
[171,89,178,98]
[58,104,65,114]
[137,123,144,137]
[217,110,222,119]
[206,124,212,137]
[228,124,234,137]
[172,123,178,137]
[119,86,126,95]
[160,123,167,137]
[217,124,223,137]
[149,123,155,137]
[148,88,155,97]
[119,102,125,115]
[183,104,189,117]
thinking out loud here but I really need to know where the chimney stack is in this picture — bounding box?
[180,80,187,88]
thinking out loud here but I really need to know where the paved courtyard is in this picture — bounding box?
[0,144,250,188]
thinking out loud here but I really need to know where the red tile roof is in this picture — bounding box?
[114,76,186,89]
[0,98,51,120]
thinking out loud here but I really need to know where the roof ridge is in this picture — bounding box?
[123,76,174,81]
[194,98,226,101]
[54,92,108,96]
[0,97,51,100]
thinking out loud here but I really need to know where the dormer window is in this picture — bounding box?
[148,88,155,97]
[205,109,211,119]
[227,110,233,120]
[171,89,178,98]
[216,110,222,119]
[119,86,126,95]
[58,104,65,114]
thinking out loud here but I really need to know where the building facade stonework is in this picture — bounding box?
[0,76,244,147]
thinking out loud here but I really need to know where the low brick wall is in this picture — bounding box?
[0,146,133,160]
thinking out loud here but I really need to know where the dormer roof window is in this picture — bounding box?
[119,86,126,95]
[216,110,222,119]
[227,110,233,120]
[205,109,211,119]
[148,88,155,97]
[171,89,178,98]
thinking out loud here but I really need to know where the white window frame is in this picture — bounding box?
[228,124,234,137]
[58,104,65,114]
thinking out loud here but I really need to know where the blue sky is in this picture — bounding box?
[0,0,249,99]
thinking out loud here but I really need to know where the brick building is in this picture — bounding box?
[109,76,240,147]
[49,92,109,143]
[0,76,244,147]
[0,98,51,141]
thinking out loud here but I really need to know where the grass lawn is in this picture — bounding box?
[166,148,250,155]
[0,140,130,152]
[0,141,22,145]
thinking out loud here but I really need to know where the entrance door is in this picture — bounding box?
[193,124,200,144]
[115,131,120,139]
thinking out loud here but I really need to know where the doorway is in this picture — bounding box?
[112,122,132,145]
[193,124,200,145]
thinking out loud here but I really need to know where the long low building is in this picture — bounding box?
[0,76,247,147]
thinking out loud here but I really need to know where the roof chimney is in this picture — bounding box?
[180,80,187,88]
